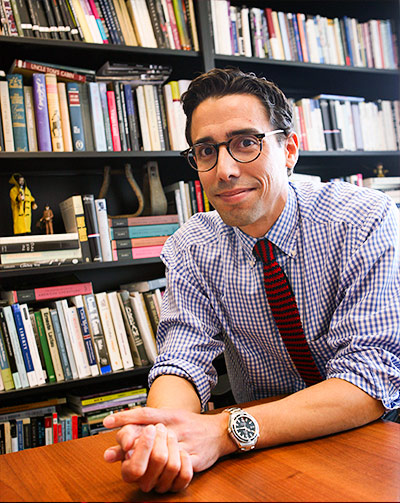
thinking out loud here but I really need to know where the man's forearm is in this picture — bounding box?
[147,375,202,412]
[239,378,385,453]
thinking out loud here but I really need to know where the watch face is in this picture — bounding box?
[232,414,258,442]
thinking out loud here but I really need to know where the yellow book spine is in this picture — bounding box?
[81,387,147,406]
[57,83,73,152]
[70,0,94,42]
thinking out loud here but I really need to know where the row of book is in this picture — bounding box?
[0,386,147,453]
[290,94,400,152]
[210,1,398,70]
[0,0,199,51]
[0,66,190,152]
[0,277,167,392]
[164,179,213,226]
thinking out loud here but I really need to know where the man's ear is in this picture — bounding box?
[285,132,299,171]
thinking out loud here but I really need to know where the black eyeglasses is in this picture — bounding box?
[180,130,284,172]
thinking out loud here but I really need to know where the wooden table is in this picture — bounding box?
[0,419,399,502]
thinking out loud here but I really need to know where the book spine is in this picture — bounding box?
[94,198,113,262]
[106,291,134,370]
[109,213,179,227]
[0,310,21,389]
[57,82,73,151]
[98,82,113,151]
[82,293,112,374]
[23,86,38,152]
[82,193,102,262]
[20,304,46,385]
[118,81,131,151]
[3,0,19,35]
[11,303,38,387]
[112,81,127,151]
[136,85,151,150]
[66,305,91,378]
[6,73,29,152]
[45,73,64,151]
[72,297,99,376]
[79,82,94,151]
[49,308,73,380]
[106,89,121,151]
[1,307,29,388]
[129,292,157,363]
[33,311,56,383]
[32,73,52,151]
[66,82,85,151]
[0,323,15,391]
[0,81,15,152]
[123,83,140,151]
[112,244,163,261]
[15,0,33,36]
[95,292,123,371]
[110,222,179,239]
[88,82,107,151]
[52,300,78,379]
[40,307,64,382]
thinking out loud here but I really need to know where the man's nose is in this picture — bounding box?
[214,144,241,180]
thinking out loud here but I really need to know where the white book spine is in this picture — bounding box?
[95,292,123,371]
[107,291,134,370]
[143,84,161,151]
[94,199,112,261]
[163,84,178,150]
[130,292,157,363]
[241,7,252,58]
[138,0,157,48]
[88,82,107,151]
[136,86,152,151]
[23,86,38,152]
[0,372,4,391]
[20,304,46,385]
[54,301,78,379]
[0,81,15,151]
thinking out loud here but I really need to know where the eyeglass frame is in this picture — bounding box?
[180,129,285,172]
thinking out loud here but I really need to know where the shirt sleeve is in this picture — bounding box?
[326,196,400,410]
[148,238,225,410]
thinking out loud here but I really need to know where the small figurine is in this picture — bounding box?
[9,173,38,235]
[39,204,54,234]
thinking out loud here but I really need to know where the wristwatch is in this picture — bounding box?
[224,407,260,451]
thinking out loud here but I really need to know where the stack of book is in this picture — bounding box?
[0,233,82,271]
[291,94,400,152]
[1,60,190,153]
[210,1,398,70]
[0,278,166,392]
[0,0,199,51]
[362,176,400,209]
[67,385,147,436]
[164,179,213,225]
[109,214,180,261]
[0,397,83,453]
[5,61,165,153]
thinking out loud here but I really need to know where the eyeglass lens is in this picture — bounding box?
[189,135,261,171]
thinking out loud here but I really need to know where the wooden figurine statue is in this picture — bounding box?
[9,173,38,235]
[39,204,54,234]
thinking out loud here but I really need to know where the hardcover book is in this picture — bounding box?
[59,195,92,262]
[66,82,85,151]
[32,73,52,151]
[82,194,102,262]
[6,73,29,151]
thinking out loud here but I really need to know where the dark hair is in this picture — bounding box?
[181,68,293,146]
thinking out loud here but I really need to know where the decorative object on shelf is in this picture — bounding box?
[37,204,54,234]
[8,173,38,235]
[98,163,144,218]
[142,161,168,216]
[374,164,389,177]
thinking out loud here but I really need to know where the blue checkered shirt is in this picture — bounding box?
[149,181,400,411]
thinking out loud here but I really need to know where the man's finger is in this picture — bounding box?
[136,423,169,493]
[120,424,156,484]
[103,407,177,429]
[103,445,125,463]
[115,423,145,452]
[171,449,194,492]
[154,429,182,493]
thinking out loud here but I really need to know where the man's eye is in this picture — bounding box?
[240,136,257,148]
[197,145,215,158]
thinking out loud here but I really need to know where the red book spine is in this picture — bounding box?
[194,180,204,212]
[14,59,87,83]
[166,0,182,49]
[107,90,121,151]
[52,412,58,444]
[265,8,276,38]
[32,282,93,301]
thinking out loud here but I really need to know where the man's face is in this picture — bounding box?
[192,94,298,237]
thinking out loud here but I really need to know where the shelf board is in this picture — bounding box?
[0,257,162,278]
[299,150,400,157]
[214,54,400,76]
[0,35,200,58]
[0,150,183,160]
[0,366,152,403]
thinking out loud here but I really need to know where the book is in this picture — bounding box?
[9,58,93,83]
[61,302,91,379]
[23,85,38,152]
[33,310,56,384]
[0,311,20,389]
[106,291,134,370]
[88,81,107,151]
[110,223,179,240]
[129,291,157,363]
[1,281,92,304]
[7,73,29,151]
[66,82,85,151]
[52,299,78,380]
[112,245,164,261]
[98,82,113,151]
[0,247,83,265]
[108,213,179,228]
[39,307,64,382]
[94,198,112,262]
[0,321,15,391]
[79,82,94,151]
[32,73,52,151]
[0,232,80,254]
[11,303,38,387]
[106,89,121,151]
[120,276,167,293]
[1,306,29,389]
[81,293,111,375]
[111,235,168,250]
[59,194,91,262]
[57,82,73,151]
[94,292,123,371]
[70,295,99,377]
[49,308,74,381]
[20,304,46,385]
[82,194,102,262]
[0,80,15,151]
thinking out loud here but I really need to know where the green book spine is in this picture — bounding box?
[6,74,29,152]
[34,311,56,383]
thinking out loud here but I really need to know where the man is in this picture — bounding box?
[103,68,400,493]
[9,173,38,234]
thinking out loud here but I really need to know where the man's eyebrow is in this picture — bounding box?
[193,128,262,145]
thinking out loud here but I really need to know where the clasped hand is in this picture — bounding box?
[103,407,229,493]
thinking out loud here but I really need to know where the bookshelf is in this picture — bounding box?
[0,0,399,415]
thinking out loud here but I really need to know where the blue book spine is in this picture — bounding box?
[66,82,85,151]
[343,16,354,66]
[291,14,303,62]
[123,83,140,151]
[11,303,37,387]
[110,223,180,240]
[2,307,29,388]
[75,305,98,370]
[88,82,107,151]
[49,308,73,381]
[98,82,113,151]
[32,73,52,152]
[6,74,29,151]
[16,419,24,451]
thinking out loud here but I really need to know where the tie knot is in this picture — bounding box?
[253,239,275,263]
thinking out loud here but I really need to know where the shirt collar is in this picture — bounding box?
[234,183,299,263]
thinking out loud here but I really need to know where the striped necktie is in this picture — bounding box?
[253,239,323,386]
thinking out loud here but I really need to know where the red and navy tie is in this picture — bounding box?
[253,239,323,386]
